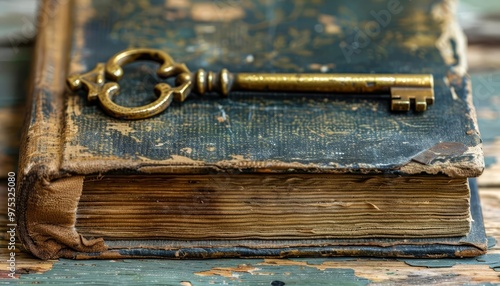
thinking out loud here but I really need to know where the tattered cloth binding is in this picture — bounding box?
[17,0,486,260]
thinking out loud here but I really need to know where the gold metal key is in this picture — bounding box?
[67,48,434,120]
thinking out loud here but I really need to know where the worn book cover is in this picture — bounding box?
[17,0,486,260]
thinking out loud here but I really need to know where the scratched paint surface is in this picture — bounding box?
[61,0,482,175]
[402,253,500,271]
[9,259,370,286]
[6,255,500,285]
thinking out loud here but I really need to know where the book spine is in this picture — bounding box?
[16,0,106,260]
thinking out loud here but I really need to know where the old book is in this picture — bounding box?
[17,0,486,260]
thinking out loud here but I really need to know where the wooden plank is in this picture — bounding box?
[6,256,500,285]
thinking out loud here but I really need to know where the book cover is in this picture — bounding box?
[17,0,486,260]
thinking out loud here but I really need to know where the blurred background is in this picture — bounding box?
[0,0,499,184]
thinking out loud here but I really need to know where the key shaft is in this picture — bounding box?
[192,69,434,112]
[234,73,432,93]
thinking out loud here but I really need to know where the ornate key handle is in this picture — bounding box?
[67,48,434,120]
[66,48,192,119]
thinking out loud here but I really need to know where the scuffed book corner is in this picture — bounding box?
[405,141,484,178]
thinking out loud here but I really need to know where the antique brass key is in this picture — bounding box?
[67,48,434,120]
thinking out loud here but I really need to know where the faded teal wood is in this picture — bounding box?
[5,254,500,285]
[9,258,370,286]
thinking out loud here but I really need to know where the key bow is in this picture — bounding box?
[66,48,192,119]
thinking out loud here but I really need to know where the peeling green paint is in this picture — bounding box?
[402,254,500,272]
[8,259,370,285]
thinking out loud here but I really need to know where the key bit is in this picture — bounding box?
[67,48,434,120]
